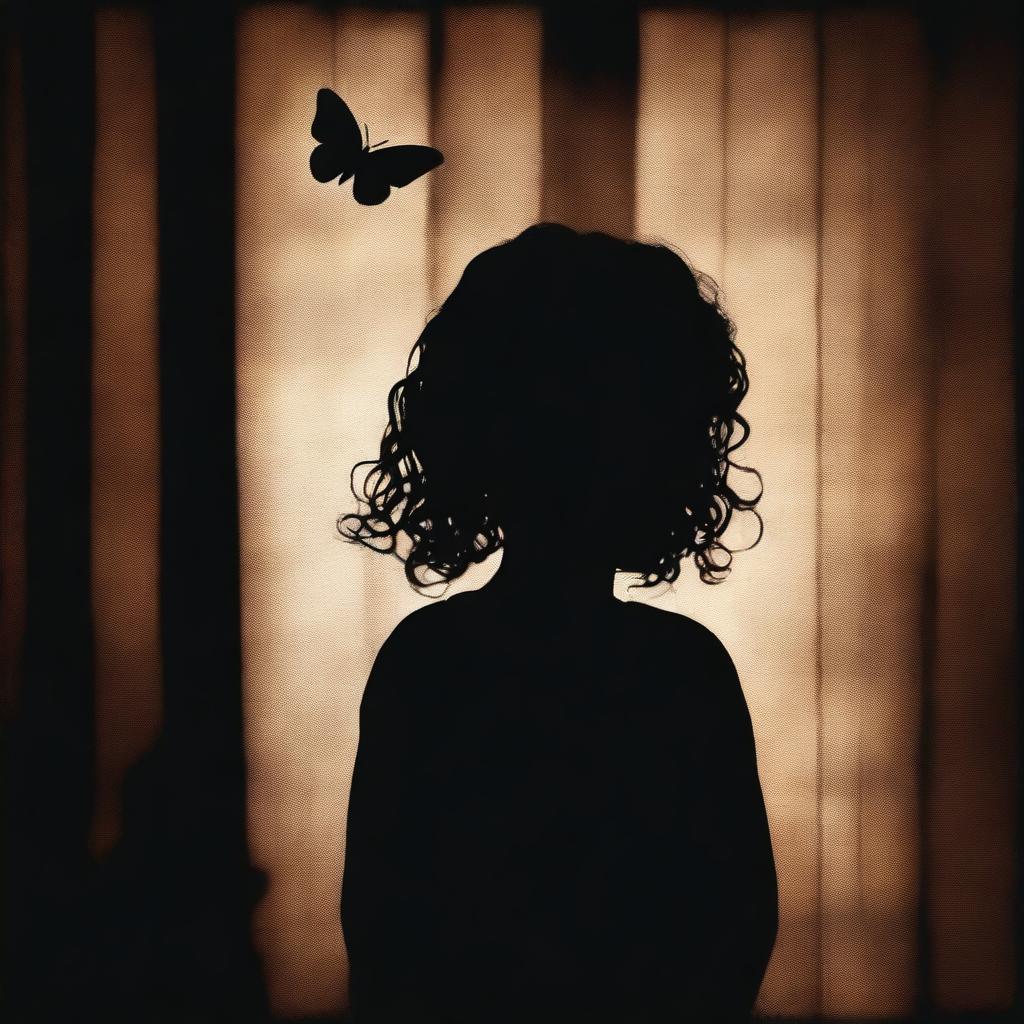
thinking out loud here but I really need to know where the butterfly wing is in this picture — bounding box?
[311,142,354,184]
[351,145,444,205]
[367,145,444,187]
[352,169,392,206]
[310,87,363,183]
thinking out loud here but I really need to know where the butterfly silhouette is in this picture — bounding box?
[309,87,443,205]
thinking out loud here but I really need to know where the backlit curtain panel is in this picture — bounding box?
[1,2,1019,1021]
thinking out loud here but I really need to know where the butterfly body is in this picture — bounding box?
[310,87,443,206]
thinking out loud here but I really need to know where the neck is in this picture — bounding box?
[483,524,618,615]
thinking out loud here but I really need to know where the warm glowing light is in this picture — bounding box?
[237,6,432,1016]
[635,10,726,282]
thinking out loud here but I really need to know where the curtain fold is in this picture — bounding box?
[928,20,1019,1007]
[91,7,161,864]
[152,2,267,1015]
[3,6,97,1015]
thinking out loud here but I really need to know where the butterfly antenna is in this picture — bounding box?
[369,139,390,150]
[364,123,370,147]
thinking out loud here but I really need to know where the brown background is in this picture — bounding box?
[1,2,1020,1021]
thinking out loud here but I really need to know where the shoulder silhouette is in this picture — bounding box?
[338,222,776,1022]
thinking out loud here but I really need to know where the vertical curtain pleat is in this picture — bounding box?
[0,24,28,1006]
[716,13,822,1015]
[635,9,726,281]
[430,5,542,304]
[818,11,880,1015]
[4,5,96,1015]
[1,33,26,720]
[820,12,930,1016]
[151,3,266,1016]
[541,1,637,237]
[91,7,161,861]
[859,17,930,1015]
[929,16,1019,1011]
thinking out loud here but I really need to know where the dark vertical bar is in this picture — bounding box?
[144,3,267,1017]
[541,0,637,237]
[2,2,96,1017]
[0,11,26,722]
[1013,6,1024,1019]
[924,6,1017,1013]
[916,12,959,1020]
[0,28,28,1015]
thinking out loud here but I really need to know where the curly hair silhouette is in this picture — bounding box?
[338,222,762,593]
[338,223,778,1024]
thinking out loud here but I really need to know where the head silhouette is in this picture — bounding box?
[339,222,762,592]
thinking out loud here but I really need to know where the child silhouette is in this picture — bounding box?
[339,223,777,1022]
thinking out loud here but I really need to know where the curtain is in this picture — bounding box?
[1,3,1019,1021]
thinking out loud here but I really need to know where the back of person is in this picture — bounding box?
[337,223,778,1021]
[342,592,777,1022]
